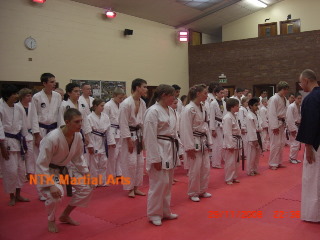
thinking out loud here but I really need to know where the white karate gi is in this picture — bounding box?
[230,96,241,105]
[119,96,146,191]
[267,93,287,167]
[36,128,92,221]
[209,98,226,168]
[78,95,94,116]
[238,106,249,159]
[144,103,182,221]
[246,111,262,175]
[222,112,241,182]
[259,106,270,151]
[88,112,115,186]
[0,102,28,193]
[177,98,183,115]
[104,99,122,177]
[286,102,301,161]
[16,102,35,174]
[180,101,212,197]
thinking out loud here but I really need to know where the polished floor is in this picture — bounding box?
[1,145,319,240]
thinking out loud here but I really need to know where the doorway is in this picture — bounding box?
[253,84,276,99]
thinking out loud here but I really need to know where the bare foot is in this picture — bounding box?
[8,198,16,206]
[16,195,30,202]
[48,221,59,233]
[134,189,146,196]
[59,215,80,226]
[128,190,135,198]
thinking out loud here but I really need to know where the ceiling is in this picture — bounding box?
[71,0,284,35]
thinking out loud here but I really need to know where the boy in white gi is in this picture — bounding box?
[259,98,269,151]
[246,98,262,176]
[296,69,320,222]
[119,78,148,198]
[209,86,226,168]
[0,85,29,206]
[17,88,35,179]
[36,108,93,233]
[104,88,125,179]
[87,99,115,187]
[144,84,183,226]
[78,83,94,116]
[286,92,302,164]
[267,81,289,170]
[238,97,249,160]
[180,84,212,202]
[223,98,242,185]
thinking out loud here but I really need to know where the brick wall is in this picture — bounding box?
[189,30,320,94]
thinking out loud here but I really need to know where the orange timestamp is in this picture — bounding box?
[208,210,301,219]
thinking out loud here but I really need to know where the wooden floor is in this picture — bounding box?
[1,145,319,240]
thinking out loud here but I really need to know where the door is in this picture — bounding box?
[253,84,276,99]
[258,22,277,37]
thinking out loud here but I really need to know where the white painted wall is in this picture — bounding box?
[223,0,320,41]
[0,0,189,95]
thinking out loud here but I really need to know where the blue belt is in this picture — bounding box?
[91,130,108,157]
[39,122,57,134]
[4,132,28,155]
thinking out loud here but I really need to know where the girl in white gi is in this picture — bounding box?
[180,84,213,202]
[267,81,289,170]
[17,88,35,179]
[223,98,241,185]
[58,83,91,152]
[246,98,262,176]
[36,108,93,233]
[144,85,183,226]
[104,88,125,178]
[209,86,226,169]
[87,99,115,187]
[0,85,29,206]
[238,97,249,160]
[259,98,269,152]
[286,92,302,164]
[119,78,148,198]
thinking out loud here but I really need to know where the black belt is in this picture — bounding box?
[157,135,179,168]
[39,122,57,134]
[49,163,72,196]
[232,135,245,170]
[4,132,27,156]
[91,130,108,157]
[256,132,263,150]
[28,129,32,134]
[80,129,86,154]
[111,124,120,129]
[129,125,143,154]
[215,117,222,122]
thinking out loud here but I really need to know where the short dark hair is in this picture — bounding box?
[81,83,90,89]
[208,82,219,93]
[235,88,244,93]
[132,78,147,92]
[295,92,302,98]
[180,95,187,102]
[1,84,19,102]
[40,73,55,83]
[64,83,80,101]
[226,98,239,111]
[248,97,259,107]
[214,86,224,94]
[172,84,181,91]
[64,108,82,121]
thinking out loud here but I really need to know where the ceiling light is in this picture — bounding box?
[247,0,268,8]
[33,0,46,3]
[179,30,189,42]
[105,9,117,18]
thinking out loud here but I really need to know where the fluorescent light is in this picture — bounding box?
[247,0,268,8]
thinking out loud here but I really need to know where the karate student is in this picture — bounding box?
[0,85,29,206]
[259,90,268,105]
[206,82,218,107]
[296,69,320,222]
[87,99,115,187]
[36,108,93,233]
[103,88,125,178]
[230,88,243,105]
[17,88,35,179]
[238,97,249,160]
[267,81,289,170]
[172,84,183,114]
[119,78,148,198]
[222,98,242,185]
[180,84,212,202]
[286,92,302,164]
[144,84,183,226]
[78,83,94,116]
[209,86,226,168]
[246,98,262,176]
[259,98,269,151]
[58,83,91,150]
